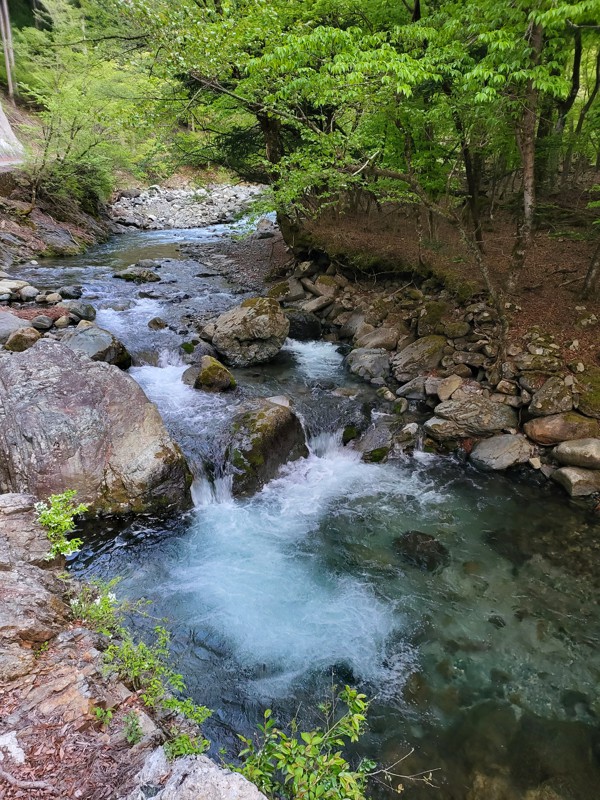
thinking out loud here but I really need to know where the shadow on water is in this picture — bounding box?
[63,227,600,800]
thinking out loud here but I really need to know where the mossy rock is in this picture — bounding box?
[226,400,308,496]
[578,366,600,420]
[267,282,289,300]
[194,356,236,392]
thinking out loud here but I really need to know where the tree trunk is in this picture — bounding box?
[0,0,14,99]
[581,241,600,299]
[506,22,543,294]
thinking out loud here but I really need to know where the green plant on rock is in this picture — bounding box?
[123,710,144,745]
[164,729,210,761]
[35,490,88,560]
[94,706,114,727]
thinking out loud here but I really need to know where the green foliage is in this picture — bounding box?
[123,711,144,745]
[236,686,376,800]
[164,731,209,761]
[94,706,114,726]
[69,577,131,636]
[35,490,87,560]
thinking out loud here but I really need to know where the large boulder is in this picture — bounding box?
[392,335,446,382]
[553,438,600,469]
[212,297,289,367]
[114,266,161,283]
[552,467,600,497]
[424,397,518,440]
[470,434,533,471]
[225,399,308,496]
[523,412,599,445]
[62,323,132,369]
[0,340,191,515]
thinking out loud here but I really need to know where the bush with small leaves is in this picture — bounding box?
[35,490,87,560]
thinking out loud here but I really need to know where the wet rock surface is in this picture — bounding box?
[62,321,132,368]
[225,399,308,496]
[0,340,191,514]
[470,434,533,471]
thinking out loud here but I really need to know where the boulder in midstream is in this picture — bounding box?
[212,297,289,367]
[225,399,308,496]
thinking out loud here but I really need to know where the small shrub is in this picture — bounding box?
[164,730,209,761]
[123,711,143,745]
[94,707,113,727]
[35,490,88,560]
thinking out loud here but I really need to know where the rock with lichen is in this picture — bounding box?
[212,297,289,367]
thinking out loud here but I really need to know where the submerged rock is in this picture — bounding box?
[226,399,308,496]
[212,297,289,367]
[394,531,450,572]
[0,340,191,515]
[470,434,533,471]
[62,323,132,369]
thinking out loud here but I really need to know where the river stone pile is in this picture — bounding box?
[0,340,192,514]
[109,183,263,230]
[257,258,600,499]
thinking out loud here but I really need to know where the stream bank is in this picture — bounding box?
[0,189,598,800]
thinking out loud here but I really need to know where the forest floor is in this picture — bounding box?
[298,193,600,366]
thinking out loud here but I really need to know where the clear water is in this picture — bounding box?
[34,227,600,799]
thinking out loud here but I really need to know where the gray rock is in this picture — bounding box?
[193,356,236,392]
[396,376,426,400]
[212,297,289,367]
[267,277,305,303]
[18,285,40,302]
[553,438,600,469]
[529,376,573,416]
[391,335,446,382]
[345,348,390,384]
[0,279,28,294]
[437,374,463,401]
[62,324,132,369]
[30,315,54,331]
[44,292,63,305]
[353,420,395,462]
[148,316,168,330]
[115,267,161,283]
[301,295,334,314]
[354,327,401,351]
[62,301,96,321]
[226,399,308,496]
[552,466,600,497]
[4,327,41,352]
[0,312,29,344]
[123,750,267,800]
[0,340,191,515]
[424,397,518,440]
[58,285,83,300]
[339,312,366,339]
[470,434,533,471]
[284,309,322,341]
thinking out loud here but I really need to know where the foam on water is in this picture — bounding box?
[283,339,346,382]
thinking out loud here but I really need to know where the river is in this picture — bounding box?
[23,223,600,799]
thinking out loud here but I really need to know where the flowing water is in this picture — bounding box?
[29,224,600,799]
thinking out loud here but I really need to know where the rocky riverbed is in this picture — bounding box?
[0,187,599,800]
